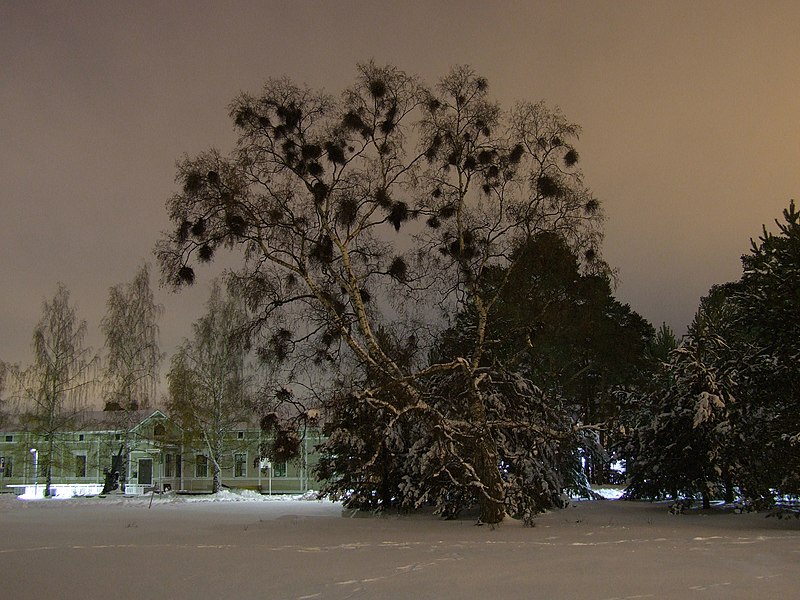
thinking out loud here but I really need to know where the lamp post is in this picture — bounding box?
[29,448,38,498]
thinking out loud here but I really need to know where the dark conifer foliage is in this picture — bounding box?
[622,202,800,511]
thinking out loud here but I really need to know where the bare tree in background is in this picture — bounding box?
[166,281,250,493]
[157,64,604,523]
[100,264,164,490]
[11,284,97,496]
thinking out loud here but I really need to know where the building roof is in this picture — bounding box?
[0,408,171,434]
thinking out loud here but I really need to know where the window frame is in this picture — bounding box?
[195,455,208,478]
[273,460,288,478]
[234,452,247,478]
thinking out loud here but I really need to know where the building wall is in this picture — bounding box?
[172,428,325,493]
[0,414,326,495]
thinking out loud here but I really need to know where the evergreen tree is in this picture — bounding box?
[624,296,738,508]
[316,327,420,512]
[650,323,679,364]
[734,201,800,497]
[624,201,800,508]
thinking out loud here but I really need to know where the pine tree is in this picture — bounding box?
[734,201,800,498]
[624,293,739,508]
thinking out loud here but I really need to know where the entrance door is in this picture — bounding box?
[138,458,153,485]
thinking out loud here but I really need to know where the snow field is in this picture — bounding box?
[1,493,798,599]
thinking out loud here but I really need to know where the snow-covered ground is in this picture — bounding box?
[1,490,798,599]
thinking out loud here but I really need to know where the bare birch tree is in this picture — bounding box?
[157,64,604,523]
[13,284,97,496]
[100,263,164,489]
[166,282,249,493]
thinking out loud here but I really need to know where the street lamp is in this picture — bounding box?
[29,448,38,498]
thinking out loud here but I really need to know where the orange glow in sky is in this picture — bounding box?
[2,1,799,367]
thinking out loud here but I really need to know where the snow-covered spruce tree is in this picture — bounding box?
[733,200,800,497]
[157,64,603,524]
[314,240,596,519]
[316,386,424,512]
[315,326,423,512]
[624,203,800,509]
[613,322,678,483]
[623,289,742,508]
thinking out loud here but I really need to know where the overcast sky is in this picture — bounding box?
[2,0,799,374]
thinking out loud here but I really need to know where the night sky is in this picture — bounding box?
[2,1,799,375]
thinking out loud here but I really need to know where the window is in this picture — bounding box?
[237,431,244,440]
[195,455,208,478]
[153,423,166,438]
[175,454,182,478]
[3,457,11,478]
[114,433,122,441]
[75,455,87,478]
[234,453,246,478]
[78,434,84,441]
[5,435,13,442]
[164,453,173,478]
[273,461,287,478]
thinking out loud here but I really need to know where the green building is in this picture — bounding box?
[0,409,324,497]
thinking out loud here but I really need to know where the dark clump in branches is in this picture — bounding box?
[368,78,387,98]
[337,195,359,227]
[388,256,407,282]
[198,244,214,262]
[537,174,562,198]
[387,201,409,231]
[177,266,195,286]
[325,141,346,165]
